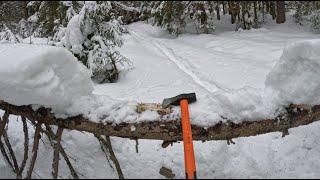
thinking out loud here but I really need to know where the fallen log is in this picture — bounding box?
[1,100,320,141]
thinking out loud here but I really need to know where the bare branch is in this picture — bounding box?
[0,138,13,171]
[0,111,13,169]
[25,122,41,179]
[3,128,19,176]
[0,111,9,138]
[44,125,79,179]
[17,116,29,178]
[96,135,124,179]
[52,127,64,179]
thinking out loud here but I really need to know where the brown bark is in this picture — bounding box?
[276,1,286,24]
[1,100,320,142]
[52,127,64,179]
[17,117,29,179]
[25,122,41,179]
[216,3,220,21]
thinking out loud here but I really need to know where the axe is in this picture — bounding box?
[162,93,197,179]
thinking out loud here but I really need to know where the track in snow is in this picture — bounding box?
[129,27,228,95]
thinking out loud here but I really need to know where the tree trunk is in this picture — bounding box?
[276,1,286,24]
[216,3,220,20]
[253,1,258,26]
[270,1,276,20]
[222,1,226,15]
[266,1,270,13]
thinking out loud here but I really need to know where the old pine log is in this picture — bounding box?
[1,100,320,142]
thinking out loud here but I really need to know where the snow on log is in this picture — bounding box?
[0,44,93,111]
[1,100,320,141]
[266,39,320,105]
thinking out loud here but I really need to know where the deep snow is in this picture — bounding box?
[0,43,93,112]
[2,13,320,178]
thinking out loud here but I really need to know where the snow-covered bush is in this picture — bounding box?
[26,1,83,37]
[0,24,22,43]
[310,10,320,33]
[188,1,216,34]
[64,1,129,83]
[151,1,217,36]
[152,1,187,36]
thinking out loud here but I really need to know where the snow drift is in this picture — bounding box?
[0,43,93,110]
[265,39,320,105]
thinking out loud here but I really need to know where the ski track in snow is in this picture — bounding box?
[129,27,226,95]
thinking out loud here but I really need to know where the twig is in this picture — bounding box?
[25,122,41,179]
[52,127,64,179]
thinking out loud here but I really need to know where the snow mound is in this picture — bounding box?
[0,43,93,109]
[65,14,85,54]
[265,39,320,105]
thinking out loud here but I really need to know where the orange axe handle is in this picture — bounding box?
[180,99,197,179]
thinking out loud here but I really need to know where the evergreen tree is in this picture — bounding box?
[63,1,129,83]
[26,1,83,37]
[152,1,188,36]
[311,9,320,33]
[0,24,22,43]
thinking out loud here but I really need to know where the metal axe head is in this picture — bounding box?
[162,93,197,108]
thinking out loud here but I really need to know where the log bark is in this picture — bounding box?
[1,100,320,142]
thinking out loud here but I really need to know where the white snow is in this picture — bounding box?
[0,43,93,111]
[65,14,85,54]
[2,13,320,179]
[266,39,320,105]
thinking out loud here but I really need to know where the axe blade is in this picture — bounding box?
[162,93,197,108]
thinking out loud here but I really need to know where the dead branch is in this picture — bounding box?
[0,100,320,142]
[25,122,41,179]
[95,135,124,179]
[3,127,19,176]
[52,127,64,179]
[0,139,13,170]
[43,124,79,179]
[0,111,17,174]
[17,116,29,179]
[0,111,9,138]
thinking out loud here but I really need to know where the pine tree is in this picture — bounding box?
[152,1,187,36]
[63,1,129,83]
[311,9,320,33]
[26,1,83,37]
[0,24,22,43]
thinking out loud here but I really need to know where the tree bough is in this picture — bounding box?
[1,100,320,178]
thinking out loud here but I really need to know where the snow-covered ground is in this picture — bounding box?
[2,14,320,178]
